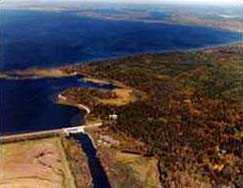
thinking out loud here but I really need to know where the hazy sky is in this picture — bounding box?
[101,0,241,4]
[3,0,243,6]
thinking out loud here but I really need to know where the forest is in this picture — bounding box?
[63,44,243,187]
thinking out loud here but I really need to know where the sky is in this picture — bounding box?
[3,0,243,6]
[98,0,242,5]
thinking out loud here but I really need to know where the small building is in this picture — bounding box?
[63,126,84,135]
[109,114,118,121]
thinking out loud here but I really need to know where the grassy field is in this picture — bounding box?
[0,137,76,188]
[100,149,160,188]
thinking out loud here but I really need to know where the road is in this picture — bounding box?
[0,122,102,143]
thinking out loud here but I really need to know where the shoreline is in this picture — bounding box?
[1,41,242,137]
[1,40,242,135]
[1,40,242,79]
[56,93,91,118]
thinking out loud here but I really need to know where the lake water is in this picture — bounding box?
[0,10,241,134]
[1,10,240,71]
[0,76,114,135]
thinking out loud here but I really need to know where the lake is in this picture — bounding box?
[0,76,114,135]
[1,10,240,71]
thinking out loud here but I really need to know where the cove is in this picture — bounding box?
[0,75,114,135]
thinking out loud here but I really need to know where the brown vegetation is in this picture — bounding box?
[62,44,243,187]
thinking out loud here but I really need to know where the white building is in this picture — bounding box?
[109,114,118,121]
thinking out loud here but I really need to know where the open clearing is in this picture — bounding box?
[99,148,161,188]
[0,137,76,188]
[99,88,137,106]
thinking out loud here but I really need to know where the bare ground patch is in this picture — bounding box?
[0,137,76,188]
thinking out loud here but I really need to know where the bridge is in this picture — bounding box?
[0,122,102,144]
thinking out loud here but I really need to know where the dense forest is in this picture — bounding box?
[63,44,243,187]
